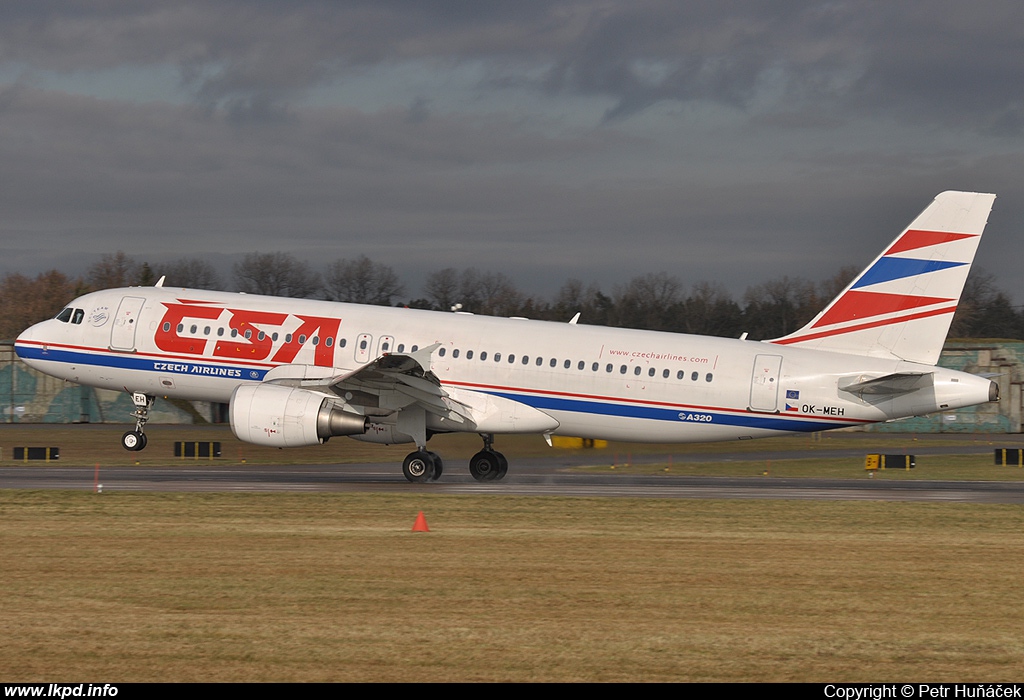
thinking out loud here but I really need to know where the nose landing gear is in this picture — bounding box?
[121,392,153,451]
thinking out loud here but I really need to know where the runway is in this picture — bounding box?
[4,456,1024,503]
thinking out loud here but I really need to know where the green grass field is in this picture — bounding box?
[3,425,1024,680]
[2,491,1023,682]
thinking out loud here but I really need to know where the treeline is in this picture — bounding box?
[1,251,1021,342]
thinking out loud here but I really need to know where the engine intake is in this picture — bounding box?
[230,383,368,447]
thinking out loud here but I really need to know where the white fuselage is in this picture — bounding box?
[14,286,995,444]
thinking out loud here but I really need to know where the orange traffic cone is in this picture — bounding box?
[412,511,430,532]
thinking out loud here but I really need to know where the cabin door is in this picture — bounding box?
[110,296,146,351]
[749,354,783,413]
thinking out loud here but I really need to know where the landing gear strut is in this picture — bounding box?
[121,392,153,452]
[469,433,508,482]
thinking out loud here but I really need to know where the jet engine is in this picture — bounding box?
[230,383,368,447]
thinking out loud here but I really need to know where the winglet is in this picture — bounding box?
[771,191,996,365]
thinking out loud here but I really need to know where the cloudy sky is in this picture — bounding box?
[2,1,1023,302]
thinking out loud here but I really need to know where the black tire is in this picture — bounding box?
[402,451,436,483]
[121,431,143,451]
[495,451,508,480]
[427,451,443,481]
[469,450,500,482]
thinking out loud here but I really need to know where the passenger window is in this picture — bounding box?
[257,331,265,341]
[677,370,684,380]
[298,334,307,343]
[706,373,713,382]
[691,371,698,381]
[452,349,459,358]
[466,350,474,360]
[662,369,669,378]
[244,329,252,340]
[508,354,515,363]
[359,339,367,350]
[522,356,529,365]
[606,364,613,373]
[162,322,171,332]
[326,337,333,347]
[312,336,319,346]
[550,358,557,367]
[648,367,655,377]
[439,347,446,357]
[494,353,501,362]
[620,365,627,374]
[397,344,405,353]
[480,351,487,361]
[190,324,198,334]
[285,333,292,343]
[411,345,418,352]
[340,338,347,348]
[178,324,185,333]
[204,326,211,336]
[218,328,225,337]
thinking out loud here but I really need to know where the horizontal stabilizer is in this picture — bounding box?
[838,372,932,395]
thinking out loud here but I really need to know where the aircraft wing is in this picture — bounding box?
[260,343,558,434]
[261,343,465,421]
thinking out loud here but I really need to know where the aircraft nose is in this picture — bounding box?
[14,321,47,364]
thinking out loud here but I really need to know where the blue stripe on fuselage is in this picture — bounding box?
[486,390,839,433]
[15,344,268,381]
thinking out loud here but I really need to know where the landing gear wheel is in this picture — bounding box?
[469,450,501,482]
[495,452,508,481]
[427,451,443,481]
[403,451,436,483]
[121,430,145,452]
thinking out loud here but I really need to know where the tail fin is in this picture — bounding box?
[771,191,996,364]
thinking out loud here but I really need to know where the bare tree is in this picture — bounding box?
[323,256,404,306]
[87,251,140,290]
[0,270,79,340]
[423,268,461,311]
[158,258,223,290]
[612,272,683,330]
[233,252,320,298]
[681,281,742,337]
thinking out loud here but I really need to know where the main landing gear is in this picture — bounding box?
[121,392,153,452]
[469,433,508,482]
[399,434,508,483]
[402,450,443,483]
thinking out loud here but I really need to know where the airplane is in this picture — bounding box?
[15,191,998,482]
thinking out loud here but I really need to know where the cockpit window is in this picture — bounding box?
[55,308,73,323]
[71,309,85,325]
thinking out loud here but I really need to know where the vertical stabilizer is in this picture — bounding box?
[771,191,996,364]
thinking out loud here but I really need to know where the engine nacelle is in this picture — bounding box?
[230,383,368,447]
[350,422,416,445]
